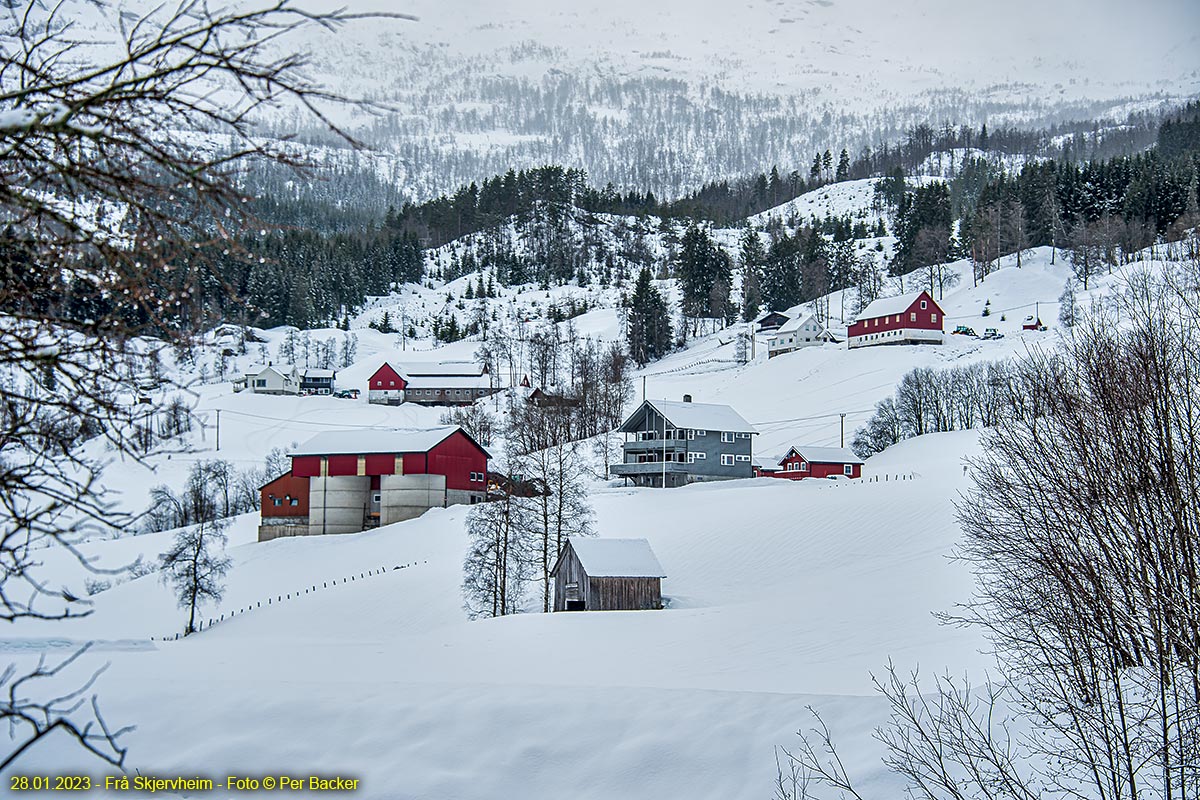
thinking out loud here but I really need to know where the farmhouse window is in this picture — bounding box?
[696,430,707,436]
[844,464,853,476]
[389,381,395,387]
[736,455,750,462]
[692,452,706,460]
[687,429,695,440]
[721,432,735,443]
[272,497,282,506]
[290,498,299,506]
[910,312,917,322]
[800,462,809,472]
[921,300,927,309]
[720,454,735,466]
[931,313,938,322]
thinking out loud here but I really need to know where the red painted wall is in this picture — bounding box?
[292,455,321,477]
[261,471,310,517]
[426,430,488,490]
[848,291,943,339]
[369,363,407,390]
[364,453,397,475]
[327,454,359,476]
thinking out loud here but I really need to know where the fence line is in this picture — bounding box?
[150,559,430,641]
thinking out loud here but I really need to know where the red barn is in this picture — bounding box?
[847,290,944,349]
[258,425,490,542]
[756,446,863,480]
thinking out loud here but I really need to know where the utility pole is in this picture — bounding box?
[642,375,646,401]
[215,409,220,451]
[840,412,846,448]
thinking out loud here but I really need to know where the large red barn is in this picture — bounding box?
[258,425,489,542]
[847,290,944,349]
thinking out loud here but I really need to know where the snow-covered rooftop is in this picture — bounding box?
[857,291,933,321]
[400,361,485,377]
[303,368,336,378]
[629,399,757,434]
[772,313,817,335]
[565,537,666,578]
[787,446,863,465]
[290,426,462,456]
[405,375,493,390]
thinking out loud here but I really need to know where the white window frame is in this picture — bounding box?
[800,461,809,472]
[787,462,799,472]
[695,429,707,436]
[720,454,735,467]
[736,455,750,462]
[691,451,706,460]
[920,300,928,309]
[910,312,917,322]
[844,464,853,476]
[687,429,695,440]
[931,313,938,322]
[736,432,751,439]
[721,431,735,443]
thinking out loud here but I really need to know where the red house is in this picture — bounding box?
[258,425,490,542]
[756,446,863,480]
[367,363,407,404]
[847,290,944,349]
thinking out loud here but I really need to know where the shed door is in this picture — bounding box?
[564,581,584,611]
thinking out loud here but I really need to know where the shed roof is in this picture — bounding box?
[856,290,935,320]
[290,425,466,457]
[620,399,757,434]
[559,537,666,578]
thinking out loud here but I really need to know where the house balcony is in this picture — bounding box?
[610,461,692,477]
[623,437,688,452]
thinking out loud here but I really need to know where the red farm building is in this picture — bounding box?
[367,361,496,406]
[755,446,864,480]
[258,425,489,542]
[847,290,944,349]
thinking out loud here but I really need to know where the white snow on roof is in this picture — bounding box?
[567,538,666,578]
[630,399,757,433]
[787,446,863,465]
[772,313,816,335]
[856,291,930,320]
[290,426,461,456]
[303,368,336,378]
[400,361,485,377]
[405,375,493,390]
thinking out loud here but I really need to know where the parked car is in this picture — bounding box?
[334,389,360,399]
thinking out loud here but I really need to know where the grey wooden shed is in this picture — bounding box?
[550,538,666,611]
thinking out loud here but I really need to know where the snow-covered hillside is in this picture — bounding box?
[8,154,1191,796]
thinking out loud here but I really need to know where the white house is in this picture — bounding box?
[234,364,300,395]
[767,314,838,358]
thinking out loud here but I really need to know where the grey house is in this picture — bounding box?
[610,396,757,488]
